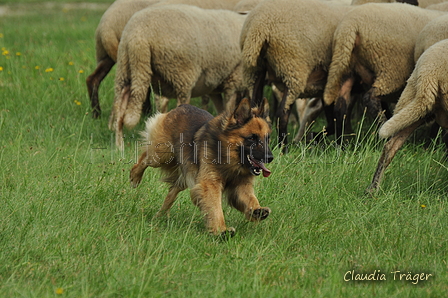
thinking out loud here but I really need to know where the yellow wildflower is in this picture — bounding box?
[68,61,74,66]
[16,52,21,56]
[59,77,65,81]
[45,68,54,72]
[0,33,3,38]
[420,204,426,208]
[2,50,9,55]
[79,69,84,74]
[55,288,64,295]
[0,66,3,71]
[74,100,81,106]
[35,66,40,70]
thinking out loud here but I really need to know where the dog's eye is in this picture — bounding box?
[246,134,258,142]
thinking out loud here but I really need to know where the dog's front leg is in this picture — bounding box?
[190,178,234,236]
[227,180,271,222]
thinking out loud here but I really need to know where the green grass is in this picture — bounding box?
[1,2,448,297]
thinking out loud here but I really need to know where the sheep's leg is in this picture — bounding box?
[209,93,225,113]
[201,94,211,110]
[176,92,192,106]
[276,87,292,153]
[142,90,153,116]
[251,67,267,107]
[366,119,423,193]
[362,87,388,124]
[154,94,170,113]
[113,85,131,150]
[333,76,356,140]
[323,103,336,136]
[293,97,323,142]
[156,185,185,217]
[435,110,448,150]
[86,57,115,118]
[443,131,448,150]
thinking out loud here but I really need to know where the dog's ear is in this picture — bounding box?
[233,97,252,125]
[255,97,270,119]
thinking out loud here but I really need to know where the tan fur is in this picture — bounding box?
[130,98,274,236]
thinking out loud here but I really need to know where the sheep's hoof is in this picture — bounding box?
[249,207,271,221]
[92,109,101,119]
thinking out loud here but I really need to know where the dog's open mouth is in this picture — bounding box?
[247,155,271,177]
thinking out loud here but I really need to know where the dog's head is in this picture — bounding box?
[223,98,274,177]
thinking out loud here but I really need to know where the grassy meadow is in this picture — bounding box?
[1,1,448,297]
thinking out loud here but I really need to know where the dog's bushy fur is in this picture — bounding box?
[130,98,274,236]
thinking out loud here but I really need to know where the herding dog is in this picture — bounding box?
[130,98,274,236]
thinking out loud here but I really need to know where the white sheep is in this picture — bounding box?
[86,0,159,118]
[414,14,448,62]
[109,5,247,149]
[367,39,448,192]
[240,0,354,149]
[155,0,240,9]
[418,0,448,7]
[351,0,417,4]
[425,1,448,10]
[87,0,242,118]
[233,0,262,13]
[323,3,445,125]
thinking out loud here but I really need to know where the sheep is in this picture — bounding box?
[109,5,247,149]
[351,0,418,5]
[323,3,446,129]
[156,0,240,9]
[86,0,242,118]
[240,0,355,150]
[418,0,448,7]
[425,1,448,10]
[367,39,448,192]
[414,14,448,62]
[86,0,159,118]
[233,0,262,14]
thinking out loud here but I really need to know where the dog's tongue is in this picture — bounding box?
[251,158,272,177]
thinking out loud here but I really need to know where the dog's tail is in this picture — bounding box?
[138,112,175,167]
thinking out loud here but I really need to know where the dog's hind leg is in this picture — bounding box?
[367,119,424,193]
[226,180,271,222]
[156,185,185,217]
[130,151,150,188]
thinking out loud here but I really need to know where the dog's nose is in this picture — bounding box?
[265,150,274,164]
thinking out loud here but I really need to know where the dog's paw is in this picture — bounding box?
[249,207,271,221]
[218,227,236,240]
[129,171,142,188]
